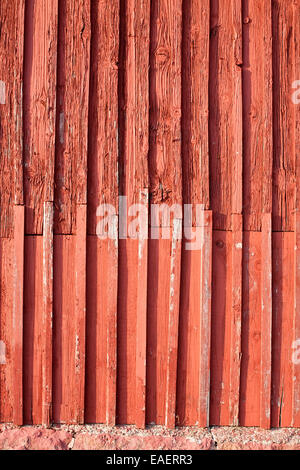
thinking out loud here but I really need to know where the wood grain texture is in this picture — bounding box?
[240,231,263,426]
[272,0,296,231]
[23,235,44,424]
[149,0,182,207]
[146,0,182,428]
[84,0,119,425]
[210,231,233,425]
[117,0,150,427]
[1,0,300,428]
[0,1,24,237]
[229,214,243,426]
[209,0,243,230]
[87,0,119,235]
[54,0,90,234]
[181,0,210,215]
[85,236,118,425]
[294,0,300,427]
[53,206,86,424]
[293,213,300,427]
[0,238,15,422]
[53,235,81,423]
[41,202,53,425]
[271,232,295,427]
[260,213,272,429]
[210,224,242,426]
[23,0,58,234]
[147,223,182,428]
[242,0,272,231]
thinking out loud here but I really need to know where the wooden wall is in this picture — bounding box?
[0,0,300,428]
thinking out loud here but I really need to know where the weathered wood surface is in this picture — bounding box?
[23,0,58,234]
[209,0,243,230]
[117,0,150,427]
[85,0,119,425]
[0,1,300,428]
[54,0,90,234]
[0,0,24,237]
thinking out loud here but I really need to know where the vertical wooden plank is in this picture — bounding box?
[165,219,182,428]
[177,212,213,427]
[210,221,242,426]
[243,0,272,231]
[85,0,119,425]
[147,0,182,428]
[272,0,296,231]
[13,206,25,425]
[23,236,42,424]
[54,0,90,234]
[293,0,300,427]
[210,230,233,425]
[260,213,272,429]
[42,202,53,425]
[52,0,90,425]
[23,0,58,234]
[209,0,243,230]
[0,238,14,423]
[74,205,86,423]
[85,235,118,425]
[177,0,211,427]
[199,211,212,427]
[239,231,262,426]
[293,213,300,426]
[0,0,24,237]
[117,0,150,428]
[135,214,149,428]
[271,232,294,427]
[229,214,243,426]
[24,205,53,425]
[181,0,210,214]
[53,210,86,425]
[239,221,271,428]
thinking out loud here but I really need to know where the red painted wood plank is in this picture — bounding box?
[210,222,242,426]
[117,0,150,428]
[147,219,182,428]
[198,211,212,427]
[85,234,118,425]
[0,0,24,236]
[12,206,25,425]
[260,213,272,429]
[239,232,262,426]
[181,0,210,214]
[239,220,271,428]
[85,0,119,425]
[210,231,233,425]
[271,232,295,427]
[23,203,54,425]
[23,236,44,424]
[272,0,296,231]
[73,205,87,423]
[293,213,300,426]
[293,0,300,428]
[53,207,86,424]
[229,214,243,426]
[42,202,54,425]
[0,238,15,422]
[54,0,90,234]
[147,0,182,429]
[87,0,119,235]
[23,0,58,234]
[177,0,211,427]
[209,0,243,230]
[243,0,272,231]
